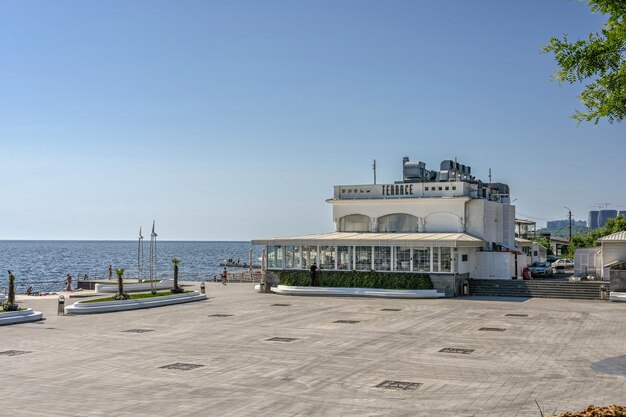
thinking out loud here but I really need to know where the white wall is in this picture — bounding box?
[471,252,515,279]
[600,241,626,278]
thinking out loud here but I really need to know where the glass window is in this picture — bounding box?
[441,247,452,272]
[461,254,468,262]
[319,246,335,270]
[374,246,391,271]
[395,247,411,271]
[413,247,430,272]
[355,246,372,270]
[433,247,440,272]
[339,214,370,232]
[337,246,353,270]
[301,246,318,268]
[284,245,296,268]
[378,213,419,233]
[267,245,283,269]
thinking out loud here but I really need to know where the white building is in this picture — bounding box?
[253,157,526,289]
[575,231,626,279]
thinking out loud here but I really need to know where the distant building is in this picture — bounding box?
[546,219,586,228]
[588,209,622,229]
[588,211,599,229]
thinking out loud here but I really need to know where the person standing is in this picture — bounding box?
[222,267,228,285]
[65,274,73,291]
[108,264,113,280]
[310,263,318,287]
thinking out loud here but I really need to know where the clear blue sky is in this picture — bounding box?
[0,0,623,240]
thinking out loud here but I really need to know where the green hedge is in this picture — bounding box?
[277,270,433,290]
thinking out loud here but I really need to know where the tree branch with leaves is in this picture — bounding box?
[543,0,626,124]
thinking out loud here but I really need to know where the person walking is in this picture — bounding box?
[310,263,318,287]
[221,267,228,285]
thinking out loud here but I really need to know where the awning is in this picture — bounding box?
[252,231,484,248]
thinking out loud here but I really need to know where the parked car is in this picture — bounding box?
[528,261,554,277]
[547,255,558,263]
[551,258,574,268]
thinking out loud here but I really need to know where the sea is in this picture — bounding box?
[0,240,262,293]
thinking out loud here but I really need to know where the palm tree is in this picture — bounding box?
[171,258,183,293]
[114,268,129,300]
[3,271,17,311]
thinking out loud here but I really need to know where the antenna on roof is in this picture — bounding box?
[372,159,377,184]
[488,168,492,183]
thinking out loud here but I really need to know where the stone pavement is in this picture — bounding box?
[2,283,626,417]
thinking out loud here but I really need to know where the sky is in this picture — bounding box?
[0,0,624,241]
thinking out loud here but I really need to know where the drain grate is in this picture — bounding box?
[479,327,506,332]
[375,380,422,391]
[439,347,474,354]
[380,308,402,311]
[271,303,291,307]
[266,337,298,343]
[505,314,528,317]
[0,350,32,356]
[123,329,154,333]
[209,314,233,317]
[333,320,360,324]
[159,363,204,371]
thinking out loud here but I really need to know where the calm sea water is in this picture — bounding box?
[0,240,262,293]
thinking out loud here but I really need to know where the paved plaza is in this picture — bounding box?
[2,283,626,417]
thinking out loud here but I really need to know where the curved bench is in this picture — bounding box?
[609,292,626,302]
[270,285,445,299]
[65,291,206,314]
[95,279,175,293]
[0,308,43,325]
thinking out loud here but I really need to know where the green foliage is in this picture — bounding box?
[543,0,626,124]
[7,271,15,306]
[533,237,554,255]
[2,300,18,312]
[570,214,626,251]
[277,270,433,290]
[115,268,128,299]
[171,258,183,293]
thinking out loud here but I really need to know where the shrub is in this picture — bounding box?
[277,270,432,290]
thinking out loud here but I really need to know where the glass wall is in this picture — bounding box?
[319,246,336,269]
[301,246,318,268]
[394,247,411,271]
[355,246,372,270]
[374,246,391,270]
[267,245,283,268]
[440,247,452,272]
[284,245,299,269]
[413,247,430,272]
[378,214,419,233]
[265,244,459,273]
[337,246,353,270]
[339,214,370,232]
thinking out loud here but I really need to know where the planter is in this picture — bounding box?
[95,279,175,293]
[609,292,626,302]
[0,308,44,325]
[269,285,445,299]
[65,291,206,314]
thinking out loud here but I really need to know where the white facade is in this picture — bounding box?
[254,158,521,280]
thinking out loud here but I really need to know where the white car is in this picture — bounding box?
[551,258,574,268]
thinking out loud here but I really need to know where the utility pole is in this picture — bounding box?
[488,168,492,183]
[372,159,377,184]
[565,206,572,243]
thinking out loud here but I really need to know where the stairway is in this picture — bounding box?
[468,279,608,300]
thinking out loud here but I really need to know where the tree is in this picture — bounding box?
[543,0,626,124]
[114,268,129,300]
[2,271,18,311]
[171,258,183,293]
[570,214,626,251]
